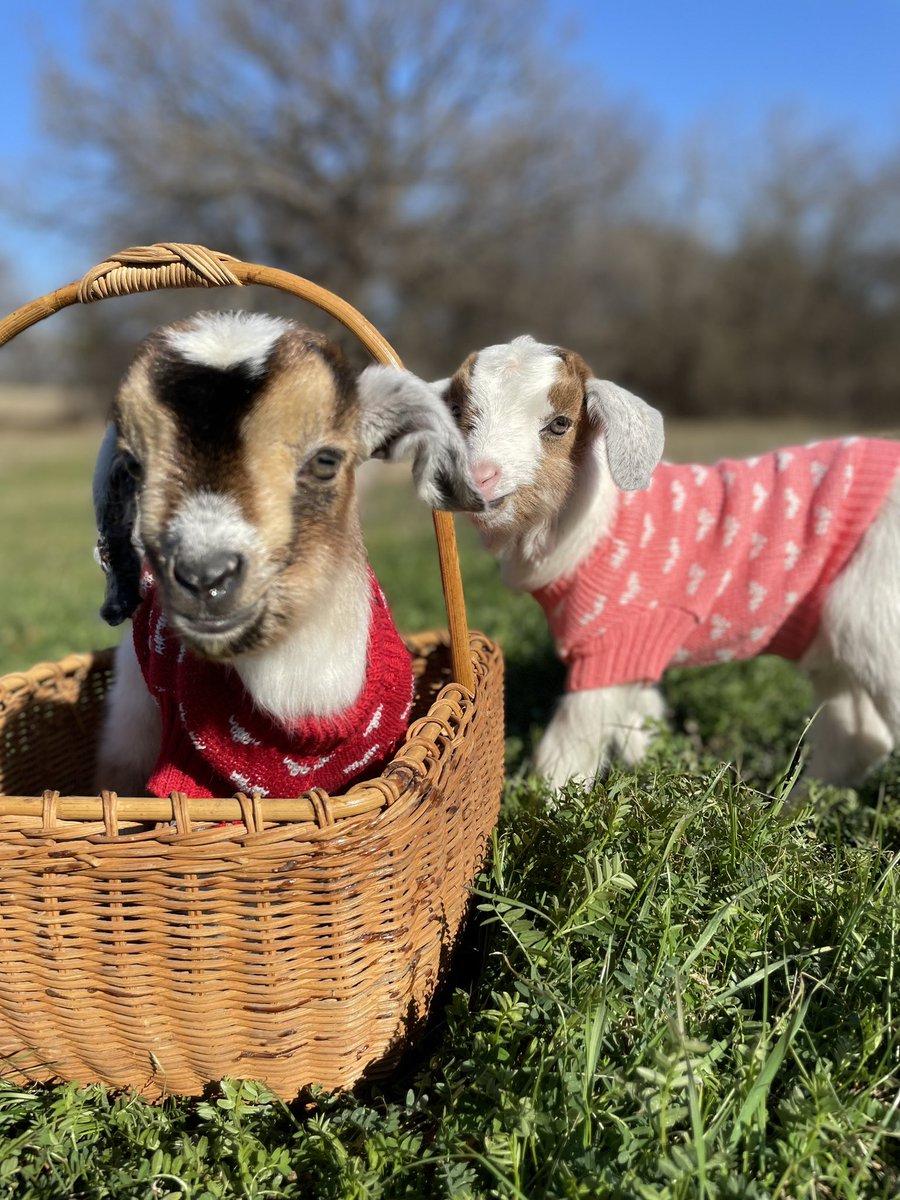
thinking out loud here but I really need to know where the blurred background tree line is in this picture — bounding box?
[2,0,899,422]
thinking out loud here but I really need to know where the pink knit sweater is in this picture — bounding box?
[532,438,900,692]
[133,569,414,798]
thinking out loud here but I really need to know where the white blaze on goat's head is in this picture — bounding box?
[440,335,664,542]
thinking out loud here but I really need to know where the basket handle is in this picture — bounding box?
[0,242,475,692]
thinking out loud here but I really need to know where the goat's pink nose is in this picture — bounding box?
[472,461,503,501]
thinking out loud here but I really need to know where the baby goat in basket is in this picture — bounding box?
[92,311,482,800]
[362,336,900,788]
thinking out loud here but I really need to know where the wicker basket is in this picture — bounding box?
[0,243,505,1099]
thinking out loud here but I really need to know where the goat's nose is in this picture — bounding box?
[472,460,503,501]
[172,551,245,602]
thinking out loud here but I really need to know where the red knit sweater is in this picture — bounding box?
[133,570,414,798]
[532,438,900,692]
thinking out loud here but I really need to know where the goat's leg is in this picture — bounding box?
[814,475,900,778]
[534,682,666,788]
[93,635,161,796]
[805,658,894,785]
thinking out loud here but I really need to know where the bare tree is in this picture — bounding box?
[693,122,900,419]
[577,120,900,422]
[5,2,900,423]
[19,0,648,379]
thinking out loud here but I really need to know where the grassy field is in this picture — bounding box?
[0,425,112,675]
[0,422,899,1197]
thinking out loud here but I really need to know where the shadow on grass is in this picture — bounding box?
[500,641,564,771]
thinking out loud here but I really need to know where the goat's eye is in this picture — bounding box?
[543,414,573,436]
[305,447,344,481]
[121,452,142,479]
[449,402,463,421]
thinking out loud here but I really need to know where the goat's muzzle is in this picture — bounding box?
[150,545,265,656]
[172,549,245,606]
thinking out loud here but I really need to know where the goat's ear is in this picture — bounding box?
[356,365,485,512]
[92,422,143,626]
[585,379,664,491]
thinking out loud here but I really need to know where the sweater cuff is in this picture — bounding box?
[566,607,697,692]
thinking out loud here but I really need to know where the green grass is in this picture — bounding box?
[1,430,900,1198]
[0,425,121,675]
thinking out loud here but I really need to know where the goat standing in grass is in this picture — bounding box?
[93,311,481,799]
[364,336,900,788]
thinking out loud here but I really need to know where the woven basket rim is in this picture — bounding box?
[0,630,499,837]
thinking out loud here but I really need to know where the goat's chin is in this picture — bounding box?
[170,604,268,661]
[470,495,516,530]
[471,495,554,561]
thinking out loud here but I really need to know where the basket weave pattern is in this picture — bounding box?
[0,246,505,1098]
[0,635,503,1098]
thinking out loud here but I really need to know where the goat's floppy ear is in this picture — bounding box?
[92,422,143,626]
[586,379,664,491]
[356,365,485,512]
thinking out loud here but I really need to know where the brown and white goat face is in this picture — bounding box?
[441,336,665,538]
[444,339,594,536]
[96,311,482,660]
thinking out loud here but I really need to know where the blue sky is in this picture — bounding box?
[2,0,900,296]
[564,0,900,152]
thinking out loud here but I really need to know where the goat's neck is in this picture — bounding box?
[489,457,619,593]
[235,554,371,724]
